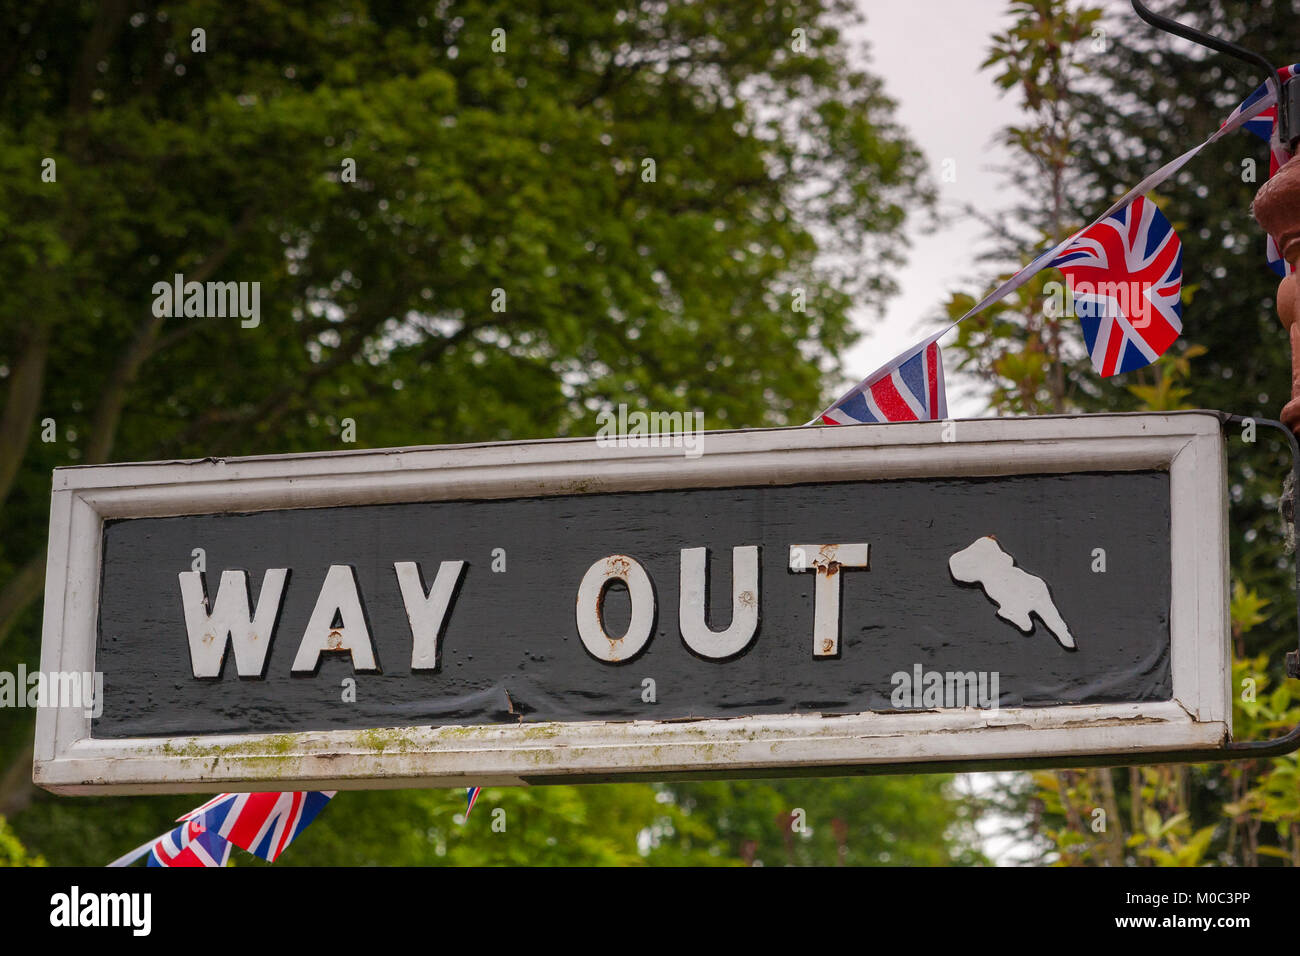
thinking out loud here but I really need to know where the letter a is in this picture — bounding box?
[292,565,380,673]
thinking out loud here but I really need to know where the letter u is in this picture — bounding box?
[678,546,760,659]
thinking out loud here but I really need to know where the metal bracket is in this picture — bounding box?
[1131,0,1296,149]
[1216,412,1300,757]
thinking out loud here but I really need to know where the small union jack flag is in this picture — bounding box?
[178,791,335,863]
[816,337,947,425]
[1223,64,1299,276]
[147,818,232,868]
[465,786,482,819]
[1049,195,1183,377]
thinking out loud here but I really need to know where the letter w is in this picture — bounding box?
[178,569,288,677]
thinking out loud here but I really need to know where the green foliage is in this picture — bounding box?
[642,776,985,866]
[956,0,1300,866]
[0,0,981,867]
[947,0,1106,415]
[8,775,983,867]
[22,776,986,867]
[1060,0,1298,666]
[284,775,985,867]
[1231,580,1272,638]
[1222,653,1300,866]
[1028,766,1217,867]
[983,1,1103,143]
[1124,343,1207,411]
[947,269,1073,415]
[0,813,45,866]
[277,786,663,867]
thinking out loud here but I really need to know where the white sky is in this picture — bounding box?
[845,0,1027,416]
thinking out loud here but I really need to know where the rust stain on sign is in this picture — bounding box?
[811,544,851,576]
[578,554,637,662]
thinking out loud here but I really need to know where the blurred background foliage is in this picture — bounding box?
[0,0,980,867]
[2,0,1298,867]
[946,0,1300,866]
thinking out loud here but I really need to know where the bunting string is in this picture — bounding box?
[815,77,1288,424]
[110,71,1297,870]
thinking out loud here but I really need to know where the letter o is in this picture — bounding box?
[575,554,655,663]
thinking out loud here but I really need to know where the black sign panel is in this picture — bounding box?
[93,471,1171,739]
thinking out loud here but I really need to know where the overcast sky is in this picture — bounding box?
[841,0,1159,417]
[844,0,1030,416]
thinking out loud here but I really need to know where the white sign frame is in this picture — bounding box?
[34,412,1230,794]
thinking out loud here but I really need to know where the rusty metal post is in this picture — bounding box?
[1253,162,1300,683]
[1254,158,1300,434]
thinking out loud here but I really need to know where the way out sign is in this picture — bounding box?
[33,412,1231,795]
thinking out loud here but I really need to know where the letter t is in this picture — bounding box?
[789,543,870,657]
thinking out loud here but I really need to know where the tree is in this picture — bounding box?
[643,777,985,866]
[962,0,1104,413]
[0,814,44,867]
[948,0,1300,865]
[0,0,976,865]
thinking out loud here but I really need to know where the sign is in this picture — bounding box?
[33,412,1230,794]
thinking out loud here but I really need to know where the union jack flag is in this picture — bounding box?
[465,786,482,819]
[178,791,336,863]
[1223,65,1299,276]
[1049,195,1183,377]
[816,337,947,425]
[147,818,232,868]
